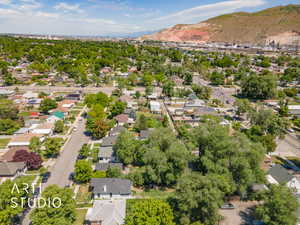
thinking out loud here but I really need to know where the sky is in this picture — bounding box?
[0,0,298,36]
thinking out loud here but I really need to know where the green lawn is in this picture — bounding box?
[76,185,92,203]
[133,188,175,200]
[0,138,10,148]
[73,209,88,225]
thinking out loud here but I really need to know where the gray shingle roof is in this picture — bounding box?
[95,163,123,171]
[98,146,114,158]
[109,126,126,136]
[101,136,118,147]
[85,200,126,225]
[91,178,132,195]
[0,162,26,176]
[268,164,293,184]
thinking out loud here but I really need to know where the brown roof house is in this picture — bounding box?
[8,133,43,151]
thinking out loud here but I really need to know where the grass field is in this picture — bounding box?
[0,138,10,148]
[73,209,88,225]
[133,188,175,200]
[76,185,92,203]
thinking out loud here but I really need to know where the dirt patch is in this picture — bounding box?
[220,201,258,225]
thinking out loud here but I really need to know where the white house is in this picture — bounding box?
[150,101,161,114]
[267,164,300,194]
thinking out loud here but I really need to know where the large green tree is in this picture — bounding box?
[30,185,76,225]
[125,199,175,225]
[39,98,57,114]
[255,185,299,225]
[74,160,92,183]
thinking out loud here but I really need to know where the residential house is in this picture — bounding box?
[139,129,153,140]
[95,163,123,171]
[65,93,81,101]
[267,164,300,194]
[31,123,54,136]
[115,114,130,126]
[90,178,132,199]
[0,89,14,96]
[85,200,126,225]
[109,126,126,136]
[98,146,115,163]
[14,128,30,135]
[8,133,42,151]
[0,162,26,181]
[101,136,118,147]
[150,101,161,114]
[288,105,300,118]
[124,109,136,120]
[46,111,64,123]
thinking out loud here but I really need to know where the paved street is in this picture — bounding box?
[0,85,155,95]
[22,109,89,225]
[46,119,89,187]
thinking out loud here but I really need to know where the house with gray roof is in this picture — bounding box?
[101,136,118,147]
[98,146,115,163]
[95,163,123,171]
[85,200,126,225]
[109,126,126,136]
[90,178,132,199]
[0,162,26,180]
[267,164,300,194]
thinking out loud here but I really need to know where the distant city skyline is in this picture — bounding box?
[0,0,298,36]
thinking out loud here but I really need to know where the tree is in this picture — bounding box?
[255,185,299,225]
[0,176,34,225]
[110,101,126,118]
[162,80,175,97]
[74,160,92,183]
[30,185,76,225]
[250,109,289,137]
[87,118,110,139]
[241,74,277,99]
[125,199,175,225]
[12,150,42,170]
[44,138,62,158]
[234,99,252,116]
[0,119,20,135]
[115,130,140,165]
[210,71,225,85]
[39,98,57,114]
[106,167,122,178]
[183,72,193,85]
[54,120,64,133]
[84,92,109,108]
[78,144,90,159]
[29,136,41,153]
[192,123,265,194]
[191,84,212,100]
[92,170,106,178]
[170,173,226,225]
[0,99,19,120]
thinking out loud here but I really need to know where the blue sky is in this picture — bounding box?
[0,0,298,36]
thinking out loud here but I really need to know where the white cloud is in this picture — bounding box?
[0,0,11,5]
[153,0,266,25]
[54,2,83,13]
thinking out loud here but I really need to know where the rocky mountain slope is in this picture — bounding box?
[140,5,300,45]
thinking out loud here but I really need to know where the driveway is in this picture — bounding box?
[220,201,257,225]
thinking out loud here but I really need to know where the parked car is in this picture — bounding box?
[41,172,51,183]
[221,203,235,209]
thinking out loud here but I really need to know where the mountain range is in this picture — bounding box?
[140,4,300,45]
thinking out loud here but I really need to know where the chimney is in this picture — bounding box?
[103,185,107,193]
